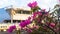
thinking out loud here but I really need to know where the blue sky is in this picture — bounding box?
[0,8,10,22]
[0,0,59,22]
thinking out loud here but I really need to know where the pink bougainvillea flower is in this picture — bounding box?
[30,16,34,21]
[7,29,13,33]
[32,11,43,20]
[19,22,26,28]
[33,12,37,17]
[39,9,49,16]
[28,1,37,8]
[19,20,31,28]
[25,20,31,25]
[28,16,31,20]
[10,25,16,29]
[32,12,38,19]
[38,12,42,16]
[50,23,55,28]
[7,25,16,33]
[31,1,37,8]
[28,3,32,8]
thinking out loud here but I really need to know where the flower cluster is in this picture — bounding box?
[19,19,31,28]
[28,1,37,8]
[7,25,16,33]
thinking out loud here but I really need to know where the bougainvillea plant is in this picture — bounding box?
[7,1,59,34]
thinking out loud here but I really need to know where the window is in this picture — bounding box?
[16,10,21,14]
[16,10,31,14]
[23,11,31,14]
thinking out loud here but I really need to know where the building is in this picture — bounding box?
[5,7,32,23]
